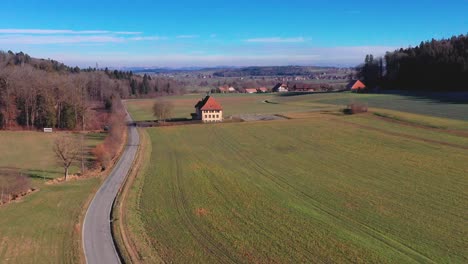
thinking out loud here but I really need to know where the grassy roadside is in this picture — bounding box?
[112,128,165,263]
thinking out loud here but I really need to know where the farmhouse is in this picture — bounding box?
[245,88,258,94]
[194,95,223,122]
[347,80,366,92]
[219,85,237,93]
[272,83,288,92]
[218,85,229,93]
[258,87,268,93]
[291,83,318,92]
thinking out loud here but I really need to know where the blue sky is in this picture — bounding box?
[0,0,466,68]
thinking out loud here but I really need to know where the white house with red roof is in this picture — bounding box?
[245,88,258,94]
[194,95,223,122]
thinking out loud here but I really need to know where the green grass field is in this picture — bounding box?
[125,113,468,263]
[124,93,329,121]
[275,92,468,121]
[125,92,468,130]
[0,131,106,264]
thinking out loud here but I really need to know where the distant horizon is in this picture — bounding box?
[0,1,466,68]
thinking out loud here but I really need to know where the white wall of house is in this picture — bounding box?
[201,110,223,122]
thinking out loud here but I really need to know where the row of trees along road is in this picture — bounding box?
[358,34,468,91]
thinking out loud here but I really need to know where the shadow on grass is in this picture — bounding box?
[377,90,468,104]
[275,90,348,97]
[27,169,58,180]
[86,133,107,140]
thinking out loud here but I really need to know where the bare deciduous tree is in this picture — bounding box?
[152,100,174,122]
[53,135,80,181]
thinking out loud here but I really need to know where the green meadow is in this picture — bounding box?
[125,92,468,123]
[124,93,325,121]
[0,131,105,264]
[123,97,468,263]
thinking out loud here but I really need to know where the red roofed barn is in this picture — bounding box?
[194,95,223,122]
[347,80,366,92]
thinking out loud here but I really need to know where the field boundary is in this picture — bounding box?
[371,112,468,137]
[111,128,143,263]
[331,115,468,150]
[112,128,164,263]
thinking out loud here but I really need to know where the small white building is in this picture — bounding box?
[194,95,223,122]
[245,88,258,94]
[272,83,288,92]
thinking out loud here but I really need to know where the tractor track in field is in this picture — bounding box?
[170,150,238,263]
[332,117,468,150]
[210,128,324,263]
[211,126,436,264]
[189,154,277,249]
[370,114,468,137]
[211,127,325,263]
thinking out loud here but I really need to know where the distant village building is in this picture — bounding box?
[272,83,289,92]
[218,86,229,93]
[219,85,237,93]
[347,80,366,92]
[194,95,223,122]
[291,83,318,92]
[245,88,258,94]
[258,87,268,93]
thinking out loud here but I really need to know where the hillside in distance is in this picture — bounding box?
[212,66,352,77]
[128,65,353,78]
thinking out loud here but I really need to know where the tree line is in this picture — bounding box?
[0,51,185,130]
[358,34,468,91]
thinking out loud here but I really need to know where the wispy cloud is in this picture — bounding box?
[0,29,141,35]
[176,35,199,39]
[0,35,124,44]
[114,31,142,35]
[0,34,166,45]
[129,36,167,41]
[245,37,306,43]
[0,28,168,44]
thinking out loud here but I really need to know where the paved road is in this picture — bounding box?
[83,113,139,264]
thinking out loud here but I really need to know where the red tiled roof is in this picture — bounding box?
[350,80,366,90]
[195,96,223,111]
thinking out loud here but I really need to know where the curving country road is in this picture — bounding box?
[82,112,139,264]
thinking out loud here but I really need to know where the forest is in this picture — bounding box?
[0,51,185,130]
[359,34,468,91]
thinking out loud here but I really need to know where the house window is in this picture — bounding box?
[204,115,207,118]
[216,115,219,118]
